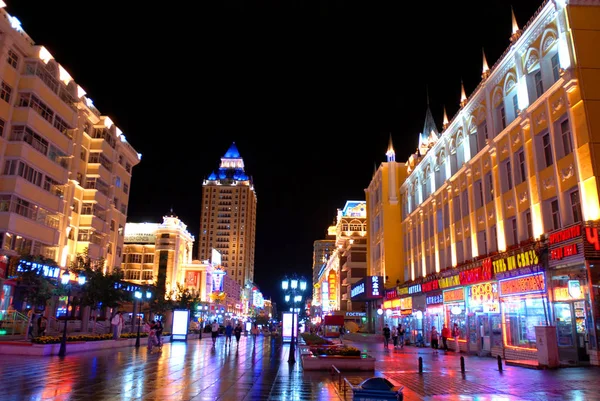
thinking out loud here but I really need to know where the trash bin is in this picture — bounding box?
[352,377,404,401]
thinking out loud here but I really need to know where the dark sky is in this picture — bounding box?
[8,0,542,305]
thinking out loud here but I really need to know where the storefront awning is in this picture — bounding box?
[323,315,344,326]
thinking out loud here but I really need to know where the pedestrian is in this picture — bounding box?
[339,325,345,344]
[27,309,35,340]
[211,320,219,346]
[146,321,158,353]
[225,321,233,346]
[430,326,439,353]
[154,319,163,349]
[251,323,259,344]
[391,325,398,349]
[111,312,120,340]
[37,315,47,337]
[234,322,242,345]
[398,324,405,349]
[383,324,391,348]
[452,323,460,353]
[117,312,124,338]
[441,324,451,351]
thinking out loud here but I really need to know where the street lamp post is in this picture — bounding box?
[58,271,86,358]
[134,288,152,348]
[281,276,307,364]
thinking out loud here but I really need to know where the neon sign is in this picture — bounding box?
[443,288,464,303]
[499,272,545,297]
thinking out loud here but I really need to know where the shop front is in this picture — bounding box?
[425,291,443,347]
[548,223,597,365]
[350,276,383,334]
[443,287,467,350]
[498,268,549,361]
[466,281,501,356]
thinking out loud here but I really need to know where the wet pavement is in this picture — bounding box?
[0,334,598,401]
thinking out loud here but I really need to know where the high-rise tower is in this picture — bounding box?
[198,143,257,287]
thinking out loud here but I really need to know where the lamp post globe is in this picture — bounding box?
[281,275,307,364]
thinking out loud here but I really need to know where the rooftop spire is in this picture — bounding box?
[510,6,523,43]
[482,48,491,80]
[442,106,449,130]
[386,133,395,162]
[460,80,467,107]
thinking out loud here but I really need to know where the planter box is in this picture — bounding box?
[0,336,171,356]
[301,354,375,371]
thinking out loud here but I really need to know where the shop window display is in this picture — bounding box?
[502,297,549,348]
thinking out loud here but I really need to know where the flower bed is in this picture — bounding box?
[311,346,361,356]
[300,333,333,346]
[301,346,375,371]
[32,332,172,344]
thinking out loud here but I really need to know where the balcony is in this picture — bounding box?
[10,107,71,153]
[21,60,77,114]
[0,212,58,246]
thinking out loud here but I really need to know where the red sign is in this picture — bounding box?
[550,225,581,245]
[185,271,199,288]
[586,226,600,250]
[499,272,545,296]
[459,264,492,285]
[550,243,578,260]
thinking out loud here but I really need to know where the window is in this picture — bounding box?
[511,218,518,246]
[110,220,115,231]
[476,180,484,209]
[570,190,582,224]
[506,161,513,190]
[461,191,469,218]
[551,54,560,82]
[525,210,533,239]
[486,173,494,203]
[1,81,12,103]
[491,225,498,251]
[123,183,129,194]
[518,150,526,183]
[0,119,5,137]
[551,199,561,230]
[503,297,548,348]
[17,93,54,125]
[542,133,553,167]
[512,94,519,118]
[499,105,506,131]
[7,50,18,68]
[115,177,121,188]
[560,119,573,157]
[535,71,544,98]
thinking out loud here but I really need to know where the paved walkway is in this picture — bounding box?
[0,334,598,401]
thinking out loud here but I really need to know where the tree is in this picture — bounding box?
[172,283,201,312]
[70,250,125,331]
[11,254,58,310]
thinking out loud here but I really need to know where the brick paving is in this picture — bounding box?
[0,335,598,400]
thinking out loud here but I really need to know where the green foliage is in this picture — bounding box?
[69,249,125,310]
[171,283,201,311]
[312,346,361,357]
[301,332,333,345]
[12,254,58,309]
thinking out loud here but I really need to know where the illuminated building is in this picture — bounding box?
[318,201,367,315]
[122,212,196,297]
[311,226,335,310]
[198,142,257,289]
[393,0,600,366]
[365,135,408,286]
[0,3,140,310]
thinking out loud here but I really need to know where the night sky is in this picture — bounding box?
[9,0,542,306]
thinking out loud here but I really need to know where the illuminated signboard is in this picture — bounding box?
[443,288,465,303]
[16,260,60,279]
[172,309,190,341]
[350,276,384,300]
[399,297,412,310]
[499,272,545,297]
[469,282,498,304]
[409,284,422,294]
[385,288,398,300]
[123,222,158,244]
[490,248,539,275]
[322,282,329,312]
[426,293,443,305]
[211,248,222,266]
[282,312,298,342]
[329,271,337,308]
[211,267,225,292]
[185,271,200,288]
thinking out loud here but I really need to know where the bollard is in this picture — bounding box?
[418,356,423,374]
[460,356,465,373]
[497,355,503,372]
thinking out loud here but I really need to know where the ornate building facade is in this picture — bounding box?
[391,0,600,366]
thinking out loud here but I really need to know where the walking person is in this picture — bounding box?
[430,326,439,353]
[154,319,163,349]
[251,323,259,345]
[27,309,35,340]
[391,325,398,349]
[441,324,451,351]
[146,321,158,353]
[211,320,219,347]
[452,323,460,353]
[37,315,47,337]
[225,321,233,346]
[234,322,242,345]
[383,324,391,349]
[339,325,345,344]
[111,312,121,340]
[116,312,124,338]
[398,324,405,349]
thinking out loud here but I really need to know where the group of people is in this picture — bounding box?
[383,322,460,352]
[145,319,164,352]
[429,323,460,353]
[211,320,248,347]
[382,324,407,349]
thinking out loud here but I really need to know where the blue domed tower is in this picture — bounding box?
[200,142,257,299]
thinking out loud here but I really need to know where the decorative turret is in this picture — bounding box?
[460,80,468,107]
[442,106,449,130]
[482,48,491,80]
[510,6,522,44]
[386,133,396,162]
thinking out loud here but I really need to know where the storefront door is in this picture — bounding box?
[554,302,589,364]
[477,314,491,352]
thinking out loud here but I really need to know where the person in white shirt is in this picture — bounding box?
[211,320,219,346]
